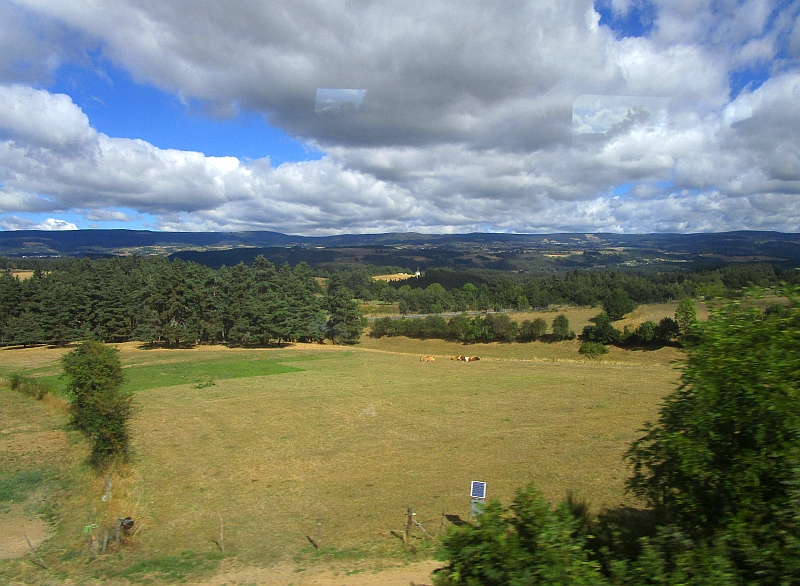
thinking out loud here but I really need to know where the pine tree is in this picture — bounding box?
[325,286,364,344]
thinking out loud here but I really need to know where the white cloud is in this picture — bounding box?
[36,217,78,230]
[84,209,130,222]
[0,1,798,234]
[0,215,78,230]
[0,84,96,149]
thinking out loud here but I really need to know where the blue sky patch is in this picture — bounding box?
[729,64,771,99]
[594,1,656,39]
[49,61,322,165]
[2,209,159,231]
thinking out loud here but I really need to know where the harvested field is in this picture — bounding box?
[371,273,417,281]
[7,270,35,281]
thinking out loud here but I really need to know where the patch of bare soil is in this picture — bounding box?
[0,504,48,560]
[195,560,442,586]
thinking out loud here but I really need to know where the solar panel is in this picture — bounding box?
[470,481,486,500]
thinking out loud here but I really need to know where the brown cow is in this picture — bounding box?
[420,355,436,362]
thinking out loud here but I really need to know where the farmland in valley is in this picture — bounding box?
[0,303,690,583]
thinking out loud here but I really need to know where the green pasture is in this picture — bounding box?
[34,353,310,395]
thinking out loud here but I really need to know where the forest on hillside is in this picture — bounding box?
[0,255,363,347]
[331,262,791,314]
[1,254,794,348]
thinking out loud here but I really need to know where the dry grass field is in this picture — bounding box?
[7,270,36,281]
[0,302,696,583]
[371,273,416,281]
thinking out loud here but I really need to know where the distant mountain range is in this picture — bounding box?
[2,229,800,271]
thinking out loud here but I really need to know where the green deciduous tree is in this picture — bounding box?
[518,318,547,342]
[552,314,573,341]
[655,316,680,342]
[675,298,697,335]
[603,288,637,321]
[626,302,800,582]
[61,341,134,467]
[582,312,621,345]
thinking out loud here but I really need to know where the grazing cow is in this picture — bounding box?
[420,355,436,362]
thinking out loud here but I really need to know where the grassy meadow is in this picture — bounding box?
[0,303,693,582]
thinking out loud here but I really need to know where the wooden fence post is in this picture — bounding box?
[405,506,413,543]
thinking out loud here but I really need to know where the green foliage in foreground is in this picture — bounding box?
[438,301,800,584]
[62,341,135,467]
[627,301,800,582]
[435,485,607,585]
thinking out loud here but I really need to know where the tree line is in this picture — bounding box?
[323,262,796,314]
[371,312,577,343]
[0,255,364,347]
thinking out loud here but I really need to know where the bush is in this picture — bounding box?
[484,313,518,342]
[579,341,609,358]
[435,484,607,585]
[5,372,54,400]
[62,341,135,467]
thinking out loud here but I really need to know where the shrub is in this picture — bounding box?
[623,320,660,346]
[435,484,607,585]
[579,341,609,358]
[655,316,679,342]
[447,315,472,342]
[62,341,135,467]
[5,372,53,400]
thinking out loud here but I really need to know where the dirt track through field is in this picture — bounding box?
[0,505,48,561]
[195,560,442,586]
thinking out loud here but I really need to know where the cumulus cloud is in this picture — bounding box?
[0,84,96,149]
[0,0,798,233]
[0,215,77,230]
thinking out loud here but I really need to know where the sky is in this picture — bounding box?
[0,0,799,235]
